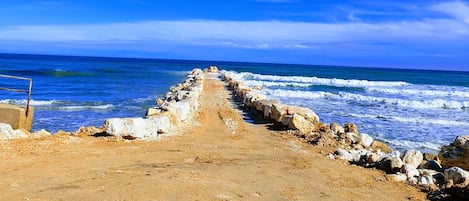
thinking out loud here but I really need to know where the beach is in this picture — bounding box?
[0,72,427,200]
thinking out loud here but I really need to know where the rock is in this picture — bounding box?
[370,140,392,153]
[285,113,317,135]
[387,173,407,182]
[270,104,287,122]
[146,107,161,116]
[31,129,52,138]
[349,149,368,163]
[423,152,440,162]
[402,150,423,168]
[453,135,469,151]
[0,123,30,139]
[366,152,379,164]
[345,132,359,144]
[444,167,469,188]
[378,155,404,174]
[104,116,171,139]
[73,126,104,136]
[423,160,443,172]
[358,133,373,147]
[418,175,437,190]
[156,98,164,106]
[318,123,330,132]
[344,123,358,134]
[330,123,344,134]
[207,66,219,73]
[335,148,353,161]
[308,132,339,147]
[401,164,419,179]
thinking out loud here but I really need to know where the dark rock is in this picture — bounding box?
[344,123,358,134]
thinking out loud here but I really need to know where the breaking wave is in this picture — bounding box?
[264,89,468,109]
[346,113,469,126]
[222,70,410,88]
[0,99,114,111]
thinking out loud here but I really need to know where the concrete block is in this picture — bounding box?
[0,103,34,130]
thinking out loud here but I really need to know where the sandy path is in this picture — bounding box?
[0,75,426,200]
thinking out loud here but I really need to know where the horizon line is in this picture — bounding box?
[0,52,468,73]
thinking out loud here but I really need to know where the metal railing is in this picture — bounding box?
[0,74,33,117]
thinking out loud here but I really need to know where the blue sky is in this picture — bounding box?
[0,0,468,71]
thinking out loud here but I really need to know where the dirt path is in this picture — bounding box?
[0,75,426,200]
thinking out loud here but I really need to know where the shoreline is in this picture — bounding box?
[0,66,467,200]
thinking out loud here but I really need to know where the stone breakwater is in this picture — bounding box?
[103,68,205,139]
[221,70,469,200]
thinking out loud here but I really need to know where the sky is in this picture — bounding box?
[0,0,468,71]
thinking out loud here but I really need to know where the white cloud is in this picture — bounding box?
[429,1,469,23]
[0,2,468,51]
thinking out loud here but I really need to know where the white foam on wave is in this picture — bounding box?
[0,99,114,111]
[346,113,469,126]
[54,104,114,111]
[222,70,409,88]
[264,89,469,109]
[244,80,311,88]
[367,87,469,98]
[0,99,58,106]
[384,139,442,151]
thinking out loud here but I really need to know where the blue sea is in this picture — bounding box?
[0,53,468,153]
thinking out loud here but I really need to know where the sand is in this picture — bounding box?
[0,76,427,200]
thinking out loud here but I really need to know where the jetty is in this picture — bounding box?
[0,67,467,200]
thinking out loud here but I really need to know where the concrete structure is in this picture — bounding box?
[0,103,34,130]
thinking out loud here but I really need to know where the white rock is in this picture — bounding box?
[358,133,373,147]
[0,123,30,139]
[418,175,434,186]
[401,164,419,179]
[402,150,423,168]
[335,148,353,161]
[104,117,169,139]
[0,123,14,139]
[444,167,469,188]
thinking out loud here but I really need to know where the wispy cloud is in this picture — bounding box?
[429,1,469,23]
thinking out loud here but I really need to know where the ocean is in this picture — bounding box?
[0,53,468,153]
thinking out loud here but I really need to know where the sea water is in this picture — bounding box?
[1,54,468,153]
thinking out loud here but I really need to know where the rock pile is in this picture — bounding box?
[103,68,205,139]
[222,70,469,200]
[440,135,469,170]
[0,122,51,140]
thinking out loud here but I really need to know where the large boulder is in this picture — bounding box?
[104,116,171,139]
[402,150,423,168]
[377,155,404,174]
[270,104,288,122]
[454,135,469,151]
[283,113,316,135]
[358,133,373,147]
[444,167,469,188]
[401,164,419,179]
[335,148,353,161]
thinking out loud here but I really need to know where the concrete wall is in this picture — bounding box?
[0,103,34,130]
